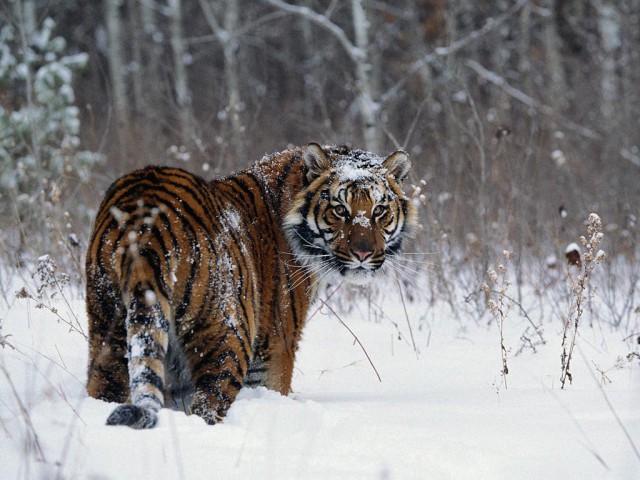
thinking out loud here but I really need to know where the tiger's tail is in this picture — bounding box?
[106,211,172,429]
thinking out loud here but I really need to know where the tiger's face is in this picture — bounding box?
[285,144,417,286]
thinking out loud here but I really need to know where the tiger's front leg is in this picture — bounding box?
[245,335,296,395]
[263,343,295,395]
[186,319,252,425]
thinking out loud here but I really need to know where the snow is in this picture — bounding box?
[129,333,147,358]
[551,149,567,167]
[590,213,602,225]
[1,280,639,480]
[353,210,371,228]
[336,163,375,182]
[565,242,581,254]
[221,206,243,232]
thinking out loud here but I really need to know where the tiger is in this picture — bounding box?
[85,143,417,428]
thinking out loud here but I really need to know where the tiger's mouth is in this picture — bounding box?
[341,266,376,285]
[334,257,382,285]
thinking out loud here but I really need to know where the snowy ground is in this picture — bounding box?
[1,281,639,480]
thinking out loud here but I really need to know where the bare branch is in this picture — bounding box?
[197,0,223,38]
[490,289,545,346]
[262,0,364,62]
[464,59,602,141]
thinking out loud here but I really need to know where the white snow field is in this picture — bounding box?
[1,282,638,480]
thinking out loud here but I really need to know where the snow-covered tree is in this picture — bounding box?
[0,17,104,253]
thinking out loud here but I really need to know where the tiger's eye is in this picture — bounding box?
[334,205,347,217]
[373,205,386,216]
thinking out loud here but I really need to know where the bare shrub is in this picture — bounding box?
[482,250,513,389]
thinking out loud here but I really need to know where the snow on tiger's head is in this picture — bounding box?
[284,143,417,286]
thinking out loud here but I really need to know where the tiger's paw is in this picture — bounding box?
[190,395,225,425]
[106,404,158,429]
[190,404,224,425]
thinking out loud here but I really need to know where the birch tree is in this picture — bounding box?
[351,0,379,152]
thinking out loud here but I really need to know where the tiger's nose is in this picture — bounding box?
[352,249,373,261]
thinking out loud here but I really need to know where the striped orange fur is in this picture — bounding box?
[86,144,416,428]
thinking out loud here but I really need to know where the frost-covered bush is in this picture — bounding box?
[0,18,103,258]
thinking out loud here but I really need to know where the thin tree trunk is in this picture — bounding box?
[105,0,129,150]
[595,0,620,123]
[20,0,36,37]
[544,0,568,110]
[129,0,144,116]
[619,1,638,146]
[198,0,246,167]
[518,2,531,93]
[168,0,195,145]
[139,0,164,158]
[351,0,379,152]
[223,0,246,164]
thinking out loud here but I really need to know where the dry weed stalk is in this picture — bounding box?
[482,250,513,389]
[560,213,606,388]
[0,363,47,463]
[15,255,87,339]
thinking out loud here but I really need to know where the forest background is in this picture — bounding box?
[1,0,639,330]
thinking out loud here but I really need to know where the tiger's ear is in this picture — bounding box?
[303,143,330,181]
[382,150,411,182]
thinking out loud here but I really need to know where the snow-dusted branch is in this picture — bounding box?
[465,59,541,108]
[380,0,529,105]
[262,0,364,62]
[464,59,602,141]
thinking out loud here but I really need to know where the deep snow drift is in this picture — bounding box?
[1,280,638,480]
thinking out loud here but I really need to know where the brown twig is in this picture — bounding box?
[490,289,545,346]
[307,282,344,322]
[318,299,382,382]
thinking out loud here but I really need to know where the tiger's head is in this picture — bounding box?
[285,143,418,286]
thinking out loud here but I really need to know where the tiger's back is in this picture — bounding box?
[86,144,416,428]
